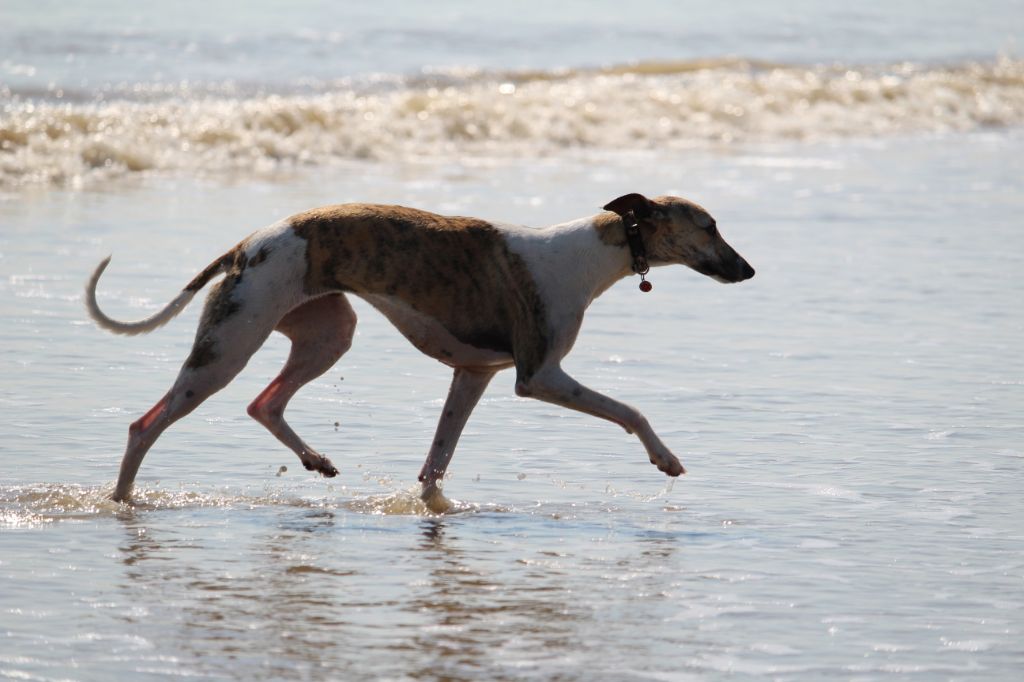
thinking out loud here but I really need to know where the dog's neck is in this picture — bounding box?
[533,215,638,305]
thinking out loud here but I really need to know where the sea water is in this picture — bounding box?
[2,2,1023,680]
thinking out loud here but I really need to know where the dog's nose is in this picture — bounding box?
[741,262,755,280]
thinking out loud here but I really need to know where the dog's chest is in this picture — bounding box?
[362,294,515,370]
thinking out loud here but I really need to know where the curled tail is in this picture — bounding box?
[85,253,231,336]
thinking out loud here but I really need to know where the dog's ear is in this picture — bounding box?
[603,193,653,220]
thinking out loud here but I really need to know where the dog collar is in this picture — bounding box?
[623,210,652,292]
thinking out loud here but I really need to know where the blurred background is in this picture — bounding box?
[2,0,1022,189]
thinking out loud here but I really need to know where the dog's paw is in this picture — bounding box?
[303,456,339,477]
[650,453,685,477]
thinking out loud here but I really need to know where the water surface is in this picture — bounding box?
[2,2,1023,680]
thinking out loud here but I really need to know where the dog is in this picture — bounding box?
[86,193,754,505]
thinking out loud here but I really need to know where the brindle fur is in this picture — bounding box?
[292,204,549,379]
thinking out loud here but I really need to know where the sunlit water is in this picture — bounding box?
[3,136,1022,679]
[3,2,1024,680]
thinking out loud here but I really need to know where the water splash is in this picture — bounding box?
[343,485,479,516]
[0,482,482,527]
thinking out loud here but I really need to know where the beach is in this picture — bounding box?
[2,2,1023,679]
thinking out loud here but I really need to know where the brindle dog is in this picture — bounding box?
[86,193,754,506]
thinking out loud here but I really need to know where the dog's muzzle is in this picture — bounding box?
[698,258,755,283]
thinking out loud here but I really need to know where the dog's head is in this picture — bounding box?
[603,193,754,283]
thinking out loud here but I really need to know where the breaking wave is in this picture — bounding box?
[2,57,1022,189]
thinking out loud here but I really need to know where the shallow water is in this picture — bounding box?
[3,2,1024,680]
[3,134,1023,679]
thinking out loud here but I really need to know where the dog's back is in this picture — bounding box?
[289,204,548,364]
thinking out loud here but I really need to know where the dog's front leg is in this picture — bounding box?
[418,367,496,503]
[515,365,684,476]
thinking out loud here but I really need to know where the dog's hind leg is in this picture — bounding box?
[112,286,283,502]
[418,367,495,502]
[247,294,356,477]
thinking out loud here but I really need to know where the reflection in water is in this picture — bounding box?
[13,478,1009,678]
[116,507,358,679]
[2,481,707,679]
[406,519,585,680]
[111,506,694,679]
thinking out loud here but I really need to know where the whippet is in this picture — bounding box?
[86,193,754,505]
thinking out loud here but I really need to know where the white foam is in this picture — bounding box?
[3,57,1022,190]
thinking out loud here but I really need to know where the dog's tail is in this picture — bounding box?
[85,253,231,336]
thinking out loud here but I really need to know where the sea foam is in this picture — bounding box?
[2,57,1022,189]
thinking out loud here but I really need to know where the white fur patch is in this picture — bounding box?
[235,220,311,318]
[499,218,630,350]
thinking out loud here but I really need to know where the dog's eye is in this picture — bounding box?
[704,223,718,236]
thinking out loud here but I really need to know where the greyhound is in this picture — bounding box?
[85,193,754,505]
